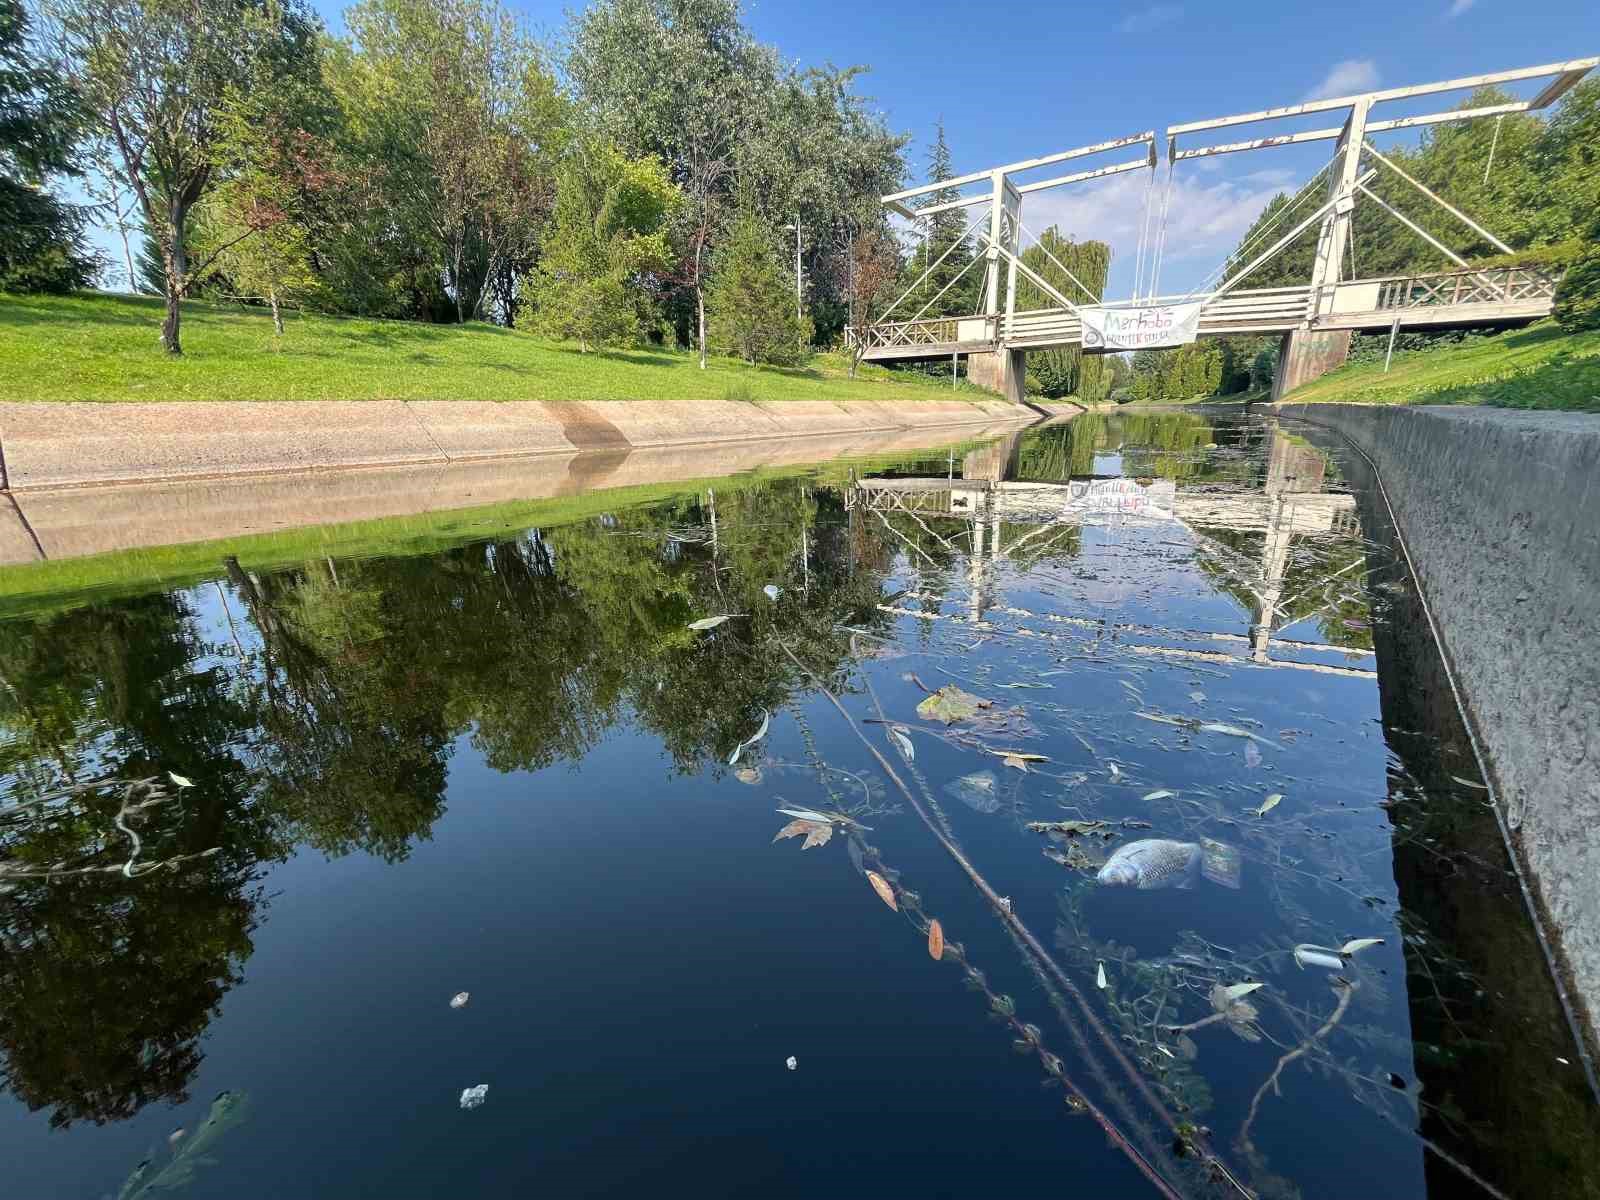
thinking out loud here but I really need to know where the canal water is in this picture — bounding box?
[0,412,1592,1199]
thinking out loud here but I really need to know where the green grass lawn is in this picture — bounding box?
[0,291,990,404]
[1282,321,1600,413]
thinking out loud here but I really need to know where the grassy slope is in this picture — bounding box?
[1283,322,1600,413]
[0,291,987,404]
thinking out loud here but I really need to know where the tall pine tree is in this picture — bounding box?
[903,120,978,318]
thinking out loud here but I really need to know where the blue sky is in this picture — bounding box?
[90,0,1600,298]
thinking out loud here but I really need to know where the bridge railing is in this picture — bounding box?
[1374,265,1562,311]
[844,315,993,354]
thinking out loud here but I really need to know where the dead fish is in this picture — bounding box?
[944,770,1000,814]
[1096,839,1202,890]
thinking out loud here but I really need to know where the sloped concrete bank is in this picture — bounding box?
[1277,402,1600,1047]
[0,397,1030,491]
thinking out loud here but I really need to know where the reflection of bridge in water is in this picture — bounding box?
[848,425,1371,678]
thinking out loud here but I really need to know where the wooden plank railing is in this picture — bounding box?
[1375,265,1561,310]
[845,315,984,353]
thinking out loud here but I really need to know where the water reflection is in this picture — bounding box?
[0,411,1591,1198]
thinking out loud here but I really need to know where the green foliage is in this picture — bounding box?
[1222,83,1600,291]
[1553,243,1600,333]
[902,120,979,319]
[706,200,811,365]
[1018,228,1110,400]
[0,0,98,291]
[528,140,680,350]
[1127,342,1223,403]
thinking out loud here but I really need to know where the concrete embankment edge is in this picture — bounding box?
[0,397,1031,492]
[1277,401,1600,1043]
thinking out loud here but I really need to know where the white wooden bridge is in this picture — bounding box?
[846,58,1595,401]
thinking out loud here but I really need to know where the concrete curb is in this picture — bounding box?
[1276,401,1600,1045]
[0,397,1031,492]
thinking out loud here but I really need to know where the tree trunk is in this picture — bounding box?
[160,210,187,355]
[697,283,707,370]
[695,238,707,369]
[269,286,283,336]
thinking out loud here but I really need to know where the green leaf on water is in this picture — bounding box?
[1142,789,1175,802]
[917,685,991,724]
[1253,793,1283,817]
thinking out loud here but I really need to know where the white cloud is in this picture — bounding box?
[1447,0,1475,16]
[1115,4,1182,34]
[1018,167,1295,296]
[1303,59,1380,102]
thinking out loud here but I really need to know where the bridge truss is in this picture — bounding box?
[846,57,1596,400]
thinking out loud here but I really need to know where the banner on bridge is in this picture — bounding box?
[1080,302,1204,352]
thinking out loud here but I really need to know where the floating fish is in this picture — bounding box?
[1096,839,1202,890]
[944,770,1000,814]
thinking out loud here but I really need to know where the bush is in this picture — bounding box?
[1553,245,1600,332]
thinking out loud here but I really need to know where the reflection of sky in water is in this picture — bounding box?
[0,413,1589,1200]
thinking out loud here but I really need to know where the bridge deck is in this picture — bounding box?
[852,266,1558,363]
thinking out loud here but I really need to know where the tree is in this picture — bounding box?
[567,0,772,366]
[706,198,810,365]
[0,0,97,292]
[528,139,679,351]
[334,0,566,326]
[844,223,900,377]
[906,120,978,318]
[197,61,338,332]
[1018,228,1110,399]
[47,0,322,352]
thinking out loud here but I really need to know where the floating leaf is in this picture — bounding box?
[1177,1034,1199,1061]
[888,725,915,762]
[1027,819,1107,837]
[777,806,864,828]
[1340,937,1385,956]
[928,919,945,960]
[1142,789,1175,802]
[1189,691,1206,704]
[167,772,194,789]
[1002,755,1028,772]
[802,823,834,850]
[917,685,990,724]
[990,749,1048,762]
[1096,961,1108,989]
[866,871,897,911]
[1200,722,1279,748]
[1293,944,1347,971]
[773,819,832,849]
[944,771,1000,814]
[1222,982,1264,1001]
[1254,793,1282,817]
[728,710,771,764]
[687,614,743,631]
[734,766,763,785]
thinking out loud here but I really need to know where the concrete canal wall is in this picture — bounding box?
[0,398,1030,492]
[1278,402,1600,1042]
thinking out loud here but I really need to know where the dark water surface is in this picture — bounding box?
[1,412,1593,1199]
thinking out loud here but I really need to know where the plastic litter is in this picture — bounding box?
[459,1084,489,1110]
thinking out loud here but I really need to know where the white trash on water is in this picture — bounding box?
[459,1084,489,1110]
[785,1056,797,1071]
[449,991,470,1009]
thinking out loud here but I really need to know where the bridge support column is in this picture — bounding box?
[1272,328,1350,400]
[966,348,1027,405]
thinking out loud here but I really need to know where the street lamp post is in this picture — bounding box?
[783,219,801,322]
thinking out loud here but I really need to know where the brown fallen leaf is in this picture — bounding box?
[1002,755,1028,772]
[866,870,898,911]
[802,823,834,850]
[990,750,1049,762]
[927,919,945,961]
[773,819,832,849]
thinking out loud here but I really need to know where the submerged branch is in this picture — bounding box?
[1239,981,1355,1151]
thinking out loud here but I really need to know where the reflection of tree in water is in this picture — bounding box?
[0,597,270,1129]
[1016,412,1229,483]
[0,476,908,1127]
